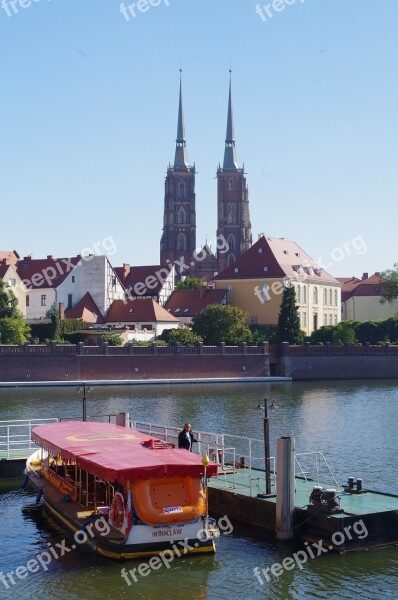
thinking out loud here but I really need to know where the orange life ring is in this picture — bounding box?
[110,492,124,528]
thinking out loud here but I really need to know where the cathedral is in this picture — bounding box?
[160,72,252,280]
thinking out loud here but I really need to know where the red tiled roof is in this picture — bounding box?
[65,292,104,324]
[16,256,81,290]
[0,265,11,279]
[106,299,179,324]
[114,265,172,296]
[338,274,385,301]
[0,250,19,266]
[164,289,227,318]
[215,235,339,284]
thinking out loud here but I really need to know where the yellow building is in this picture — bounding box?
[339,273,398,321]
[214,235,341,335]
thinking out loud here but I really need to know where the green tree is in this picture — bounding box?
[379,264,398,304]
[175,277,203,291]
[192,305,252,345]
[277,285,304,344]
[332,321,357,345]
[101,333,124,346]
[0,318,30,344]
[166,328,203,345]
[0,279,19,318]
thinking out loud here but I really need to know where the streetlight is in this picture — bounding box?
[263,398,271,495]
[77,383,92,421]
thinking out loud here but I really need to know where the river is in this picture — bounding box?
[0,380,397,599]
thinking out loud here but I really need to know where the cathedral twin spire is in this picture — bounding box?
[174,70,240,171]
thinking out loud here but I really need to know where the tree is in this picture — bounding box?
[165,328,203,345]
[277,285,304,344]
[192,305,252,345]
[332,322,357,345]
[0,279,19,319]
[0,279,30,344]
[101,333,124,346]
[379,264,398,304]
[175,277,203,291]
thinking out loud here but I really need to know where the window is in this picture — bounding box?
[313,287,318,304]
[141,324,152,330]
[68,294,73,309]
[228,179,234,192]
[227,204,235,224]
[323,314,327,326]
[234,267,239,273]
[329,314,333,325]
[26,295,30,307]
[302,312,307,327]
[178,233,186,251]
[227,234,235,251]
[334,290,338,306]
[8,278,16,287]
[41,295,46,307]
[250,316,257,325]
[323,289,327,305]
[302,286,307,303]
[334,314,338,325]
[72,276,75,283]
[263,266,268,272]
[174,308,181,313]
[297,285,301,303]
[178,182,185,198]
[228,254,235,266]
[329,289,333,305]
[178,207,186,224]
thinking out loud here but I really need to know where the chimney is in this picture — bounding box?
[199,285,206,299]
[362,272,368,281]
[47,255,54,260]
[58,302,65,321]
[123,263,130,278]
[23,255,31,262]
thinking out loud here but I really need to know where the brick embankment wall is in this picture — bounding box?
[0,354,268,382]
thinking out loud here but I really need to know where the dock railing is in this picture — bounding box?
[132,419,277,497]
[295,451,340,488]
[0,419,58,459]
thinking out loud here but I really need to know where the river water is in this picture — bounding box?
[0,381,397,599]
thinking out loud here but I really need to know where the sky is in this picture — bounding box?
[1,0,397,279]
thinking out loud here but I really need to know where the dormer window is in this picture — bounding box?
[234,268,239,273]
[264,266,268,272]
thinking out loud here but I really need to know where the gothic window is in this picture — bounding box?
[178,207,186,224]
[228,254,235,266]
[178,182,185,198]
[178,233,186,251]
[227,234,235,251]
[227,204,236,224]
[228,179,234,192]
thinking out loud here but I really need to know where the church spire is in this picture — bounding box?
[174,70,189,169]
[223,70,238,171]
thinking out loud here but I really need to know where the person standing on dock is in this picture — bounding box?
[178,423,196,451]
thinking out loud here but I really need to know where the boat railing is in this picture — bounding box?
[0,418,59,459]
[132,420,277,497]
[295,451,340,488]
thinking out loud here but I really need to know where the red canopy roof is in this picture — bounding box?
[31,421,217,483]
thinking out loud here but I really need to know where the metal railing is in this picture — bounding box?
[0,419,58,459]
[295,451,340,488]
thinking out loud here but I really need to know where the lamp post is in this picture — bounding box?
[263,398,272,495]
[77,383,92,421]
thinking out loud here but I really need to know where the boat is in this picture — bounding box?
[25,421,219,560]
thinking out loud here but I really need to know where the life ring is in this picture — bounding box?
[110,492,124,529]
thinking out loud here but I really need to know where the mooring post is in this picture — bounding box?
[276,436,295,541]
[116,412,130,427]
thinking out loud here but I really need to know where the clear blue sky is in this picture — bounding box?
[1,0,397,278]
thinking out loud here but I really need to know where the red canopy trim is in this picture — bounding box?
[31,421,217,484]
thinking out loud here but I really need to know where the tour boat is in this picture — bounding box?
[25,421,219,560]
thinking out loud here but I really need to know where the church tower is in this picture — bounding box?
[216,73,252,273]
[160,72,196,278]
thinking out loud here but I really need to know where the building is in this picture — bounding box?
[64,292,105,324]
[114,263,175,306]
[0,261,27,317]
[160,72,196,278]
[164,287,228,325]
[106,298,179,341]
[0,250,19,267]
[216,74,252,272]
[214,235,341,335]
[338,273,398,321]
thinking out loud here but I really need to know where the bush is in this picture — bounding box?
[166,329,203,345]
[101,333,124,346]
